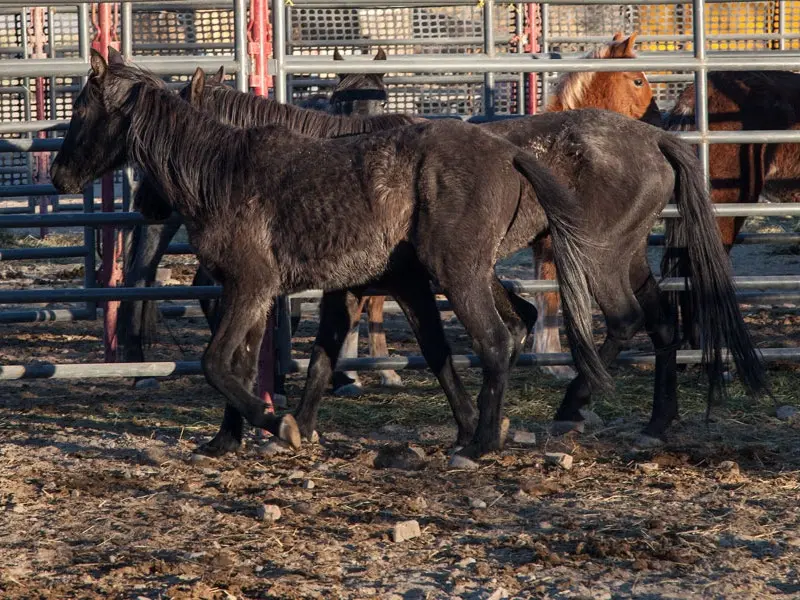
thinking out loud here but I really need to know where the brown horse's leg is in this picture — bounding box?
[332,296,368,396]
[532,237,577,379]
[367,295,403,388]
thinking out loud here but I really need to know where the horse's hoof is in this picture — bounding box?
[379,372,404,388]
[542,365,578,381]
[632,434,665,450]
[195,437,241,458]
[550,420,585,436]
[304,430,320,444]
[279,414,302,450]
[333,383,364,397]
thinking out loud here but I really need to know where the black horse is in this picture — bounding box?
[51,49,605,459]
[120,56,766,458]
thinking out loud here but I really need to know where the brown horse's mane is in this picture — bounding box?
[549,45,615,111]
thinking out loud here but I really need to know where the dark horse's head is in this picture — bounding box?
[51,47,158,193]
[328,48,388,116]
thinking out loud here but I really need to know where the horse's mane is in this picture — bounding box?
[201,83,415,137]
[549,45,614,111]
[123,67,245,217]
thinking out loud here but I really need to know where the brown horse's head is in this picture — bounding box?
[549,32,661,125]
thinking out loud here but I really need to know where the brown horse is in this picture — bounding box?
[531,32,662,379]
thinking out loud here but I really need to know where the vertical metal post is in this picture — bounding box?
[248,0,272,96]
[540,1,550,109]
[778,0,786,51]
[483,0,495,118]
[93,3,123,361]
[234,0,249,93]
[47,6,58,213]
[525,2,540,114]
[21,8,35,215]
[121,2,134,215]
[514,2,524,115]
[78,3,97,319]
[692,0,710,186]
[272,0,287,103]
[30,6,51,238]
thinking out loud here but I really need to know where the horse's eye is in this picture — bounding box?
[633,78,644,87]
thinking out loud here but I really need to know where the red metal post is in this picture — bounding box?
[92,3,122,362]
[249,0,276,414]
[30,7,53,238]
[525,3,541,114]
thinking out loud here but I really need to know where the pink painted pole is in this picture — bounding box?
[249,0,276,414]
[92,3,122,362]
[30,7,52,238]
[525,3,541,115]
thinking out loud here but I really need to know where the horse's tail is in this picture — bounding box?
[657,133,769,404]
[512,151,613,393]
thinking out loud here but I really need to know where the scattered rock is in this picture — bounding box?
[468,497,487,509]
[256,504,282,522]
[134,377,160,390]
[456,557,476,568]
[392,520,421,543]
[544,452,573,471]
[11,504,25,514]
[635,462,660,475]
[486,588,508,600]
[139,447,170,467]
[448,454,479,470]
[259,439,293,457]
[408,496,428,512]
[520,479,561,497]
[188,453,212,466]
[373,444,426,471]
[287,470,306,480]
[717,460,740,475]
[302,479,315,490]
[579,409,605,429]
[293,502,317,516]
[511,430,536,445]
[776,405,799,422]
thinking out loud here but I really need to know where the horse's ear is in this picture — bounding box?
[333,47,344,61]
[190,67,206,105]
[210,65,225,84]
[622,32,638,57]
[107,46,125,66]
[612,31,624,42]
[374,47,387,61]
[90,48,108,79]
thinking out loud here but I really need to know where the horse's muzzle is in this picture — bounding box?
[50,163,84,194]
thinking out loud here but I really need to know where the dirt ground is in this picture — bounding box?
[1,222,799,599]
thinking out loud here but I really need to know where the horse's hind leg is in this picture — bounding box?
[491,278,536,368]
[201,284,300,449]
[631,254,679,445]
[295,290,364,440]
[387,272,477,447]
[331,296,367,397]
[552,267,644,433]
[532,238,577,380]
[367,295,403,388]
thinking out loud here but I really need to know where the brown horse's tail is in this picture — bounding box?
[657,133,770,406]
[512,151,613,393]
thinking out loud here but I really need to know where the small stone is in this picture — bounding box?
[448,454,479,470]
[256,504,282,522]
[302,479,315,490]
[134,377,160,390]
[287,470,305,480]
[468,497,487,509]
[456,557,476,568]
[635,462,660,475]
[776,405,799,422]
[188,453,212,466]
[511,430,537,445]
[392,519,421,543]
[717,460,740,475]
[373,444,426,471]
[293,502,317,516]
[11,504,25,514]
[259,439,293,456]
[486,587,508,600]
[544,452,573,471]
[408,496,428,512]
[579,409,604,429]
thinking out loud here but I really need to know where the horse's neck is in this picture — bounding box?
[208,88,410,137]
[130,87,243,220]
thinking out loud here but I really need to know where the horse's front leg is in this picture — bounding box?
[201,282,300,451]
[295,289,364,440]
[532,237,576,380]
[118,214,181,363]
[367,295,403,388]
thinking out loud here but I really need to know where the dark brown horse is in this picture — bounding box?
[51,49,607,460]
